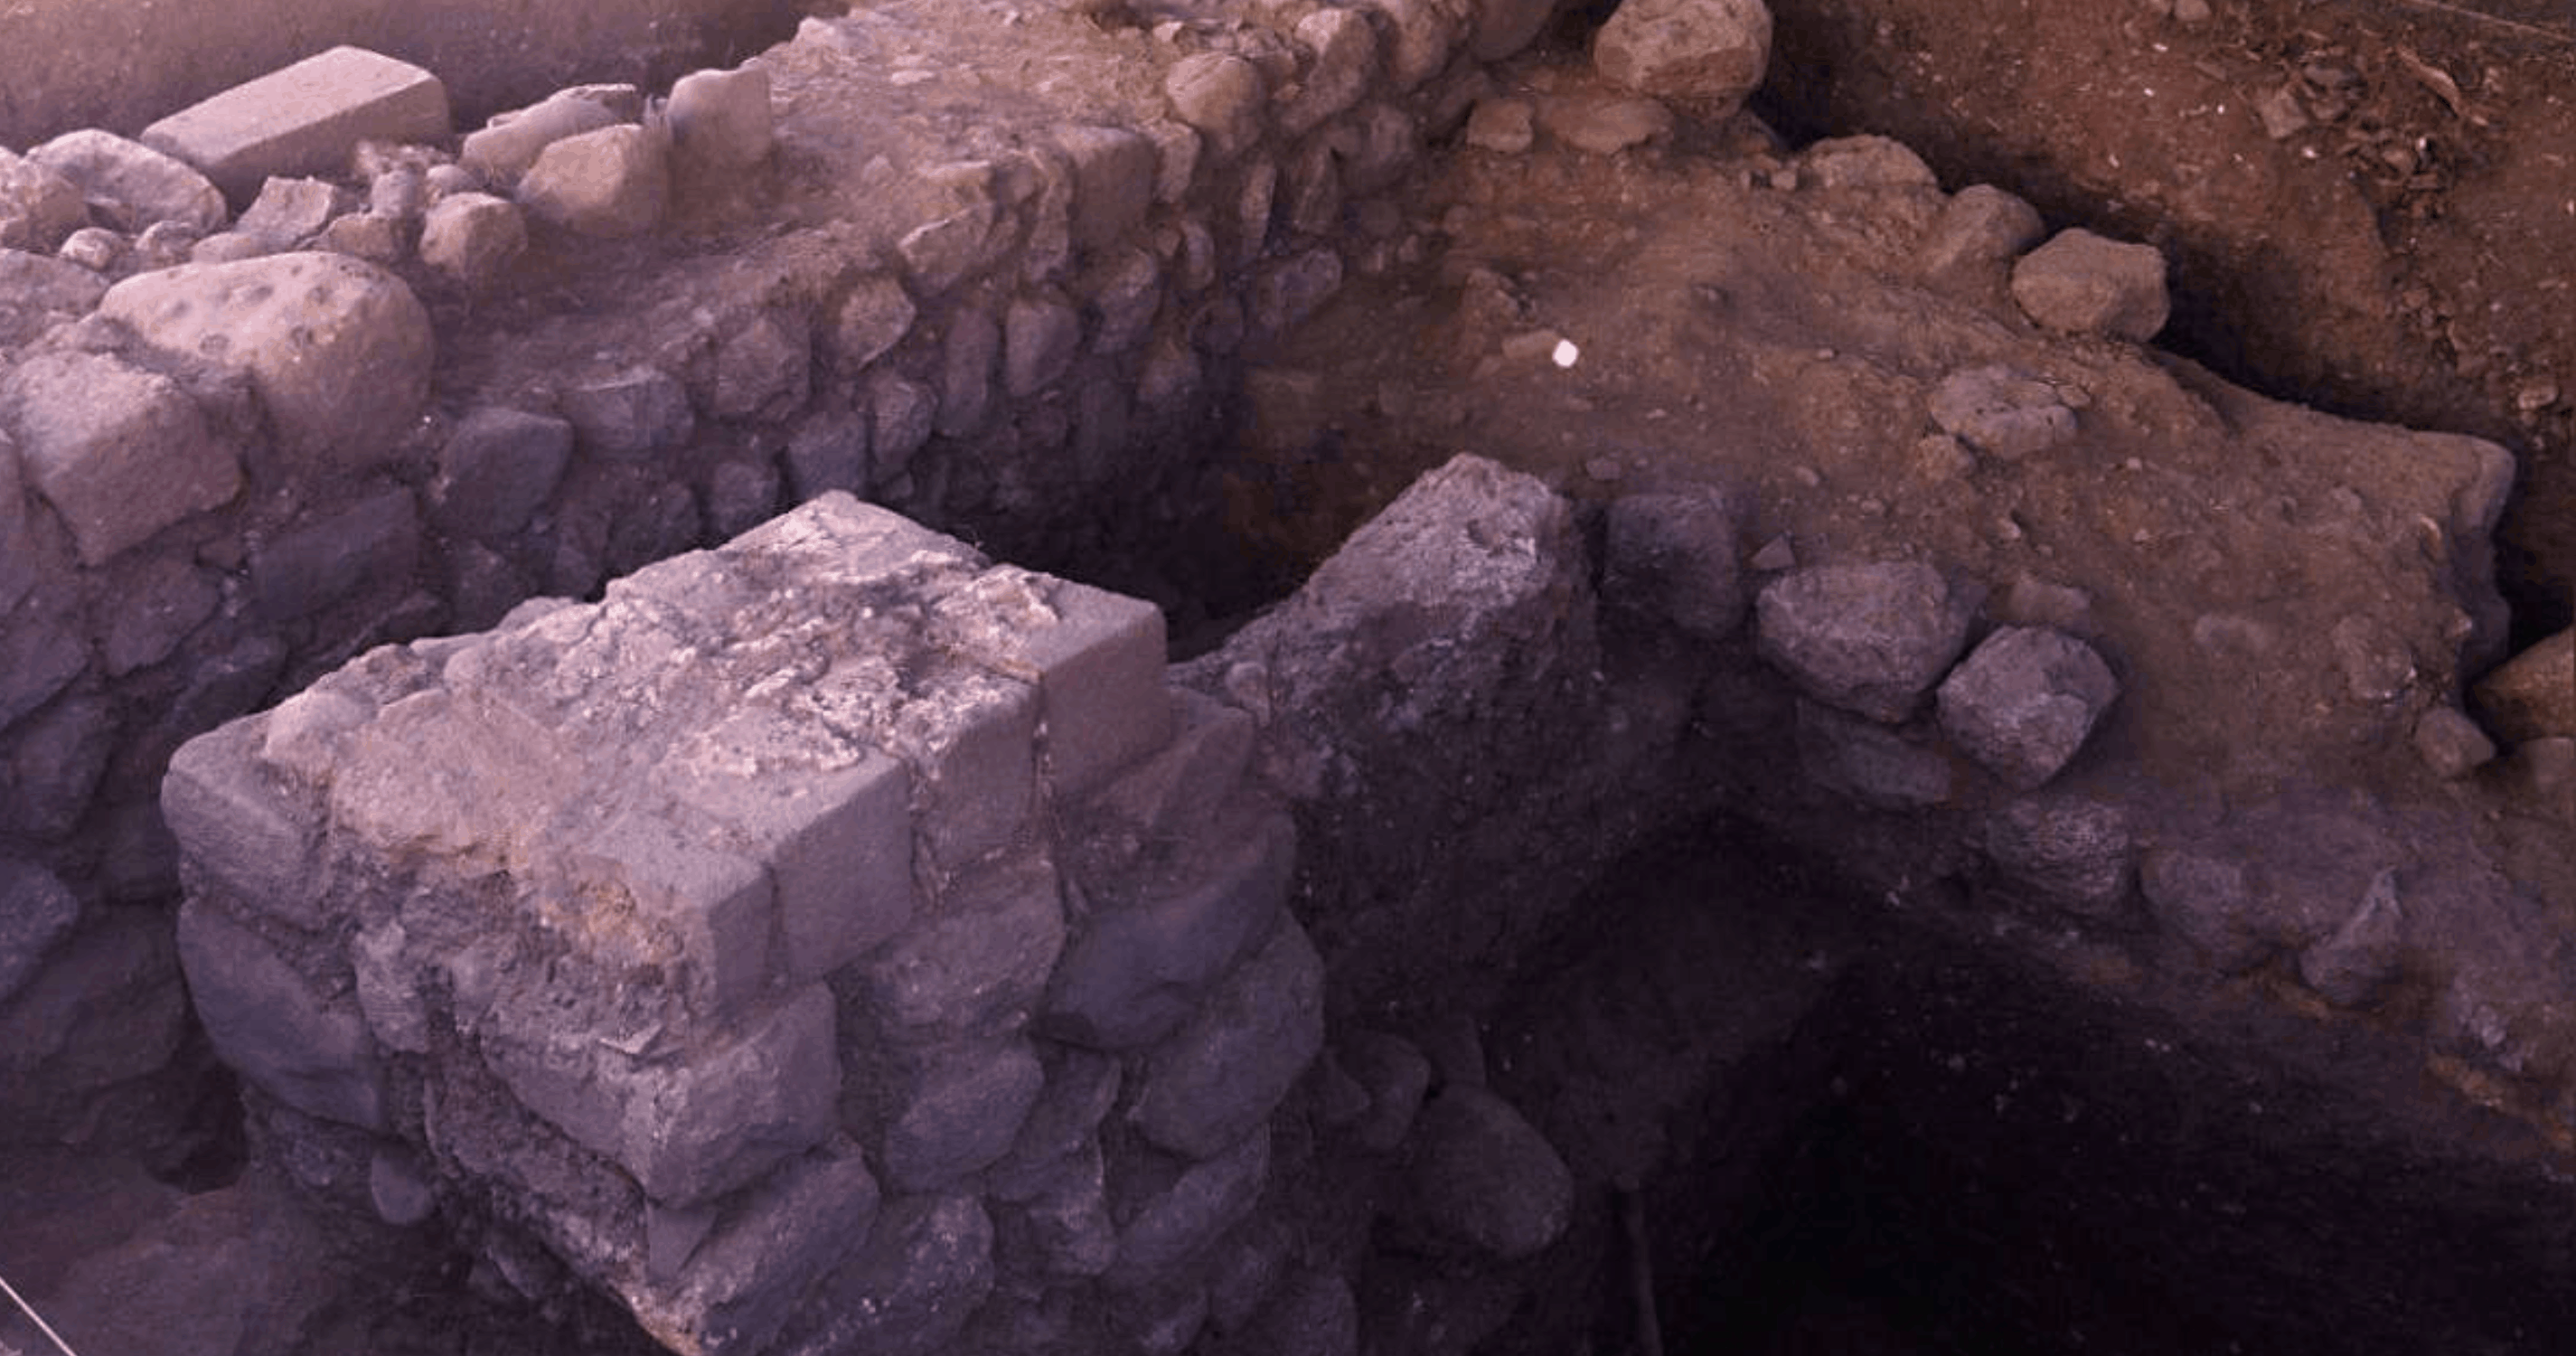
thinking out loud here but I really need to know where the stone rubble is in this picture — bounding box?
[2010,226,2174,340]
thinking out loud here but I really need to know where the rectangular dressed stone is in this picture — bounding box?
[933,568,1172,798]
[569,811,778,1018]
[163,720,324,929]
[1,350,242,566]
[143,46,451,204]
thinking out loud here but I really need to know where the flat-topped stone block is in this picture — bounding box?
[142,46,450,205]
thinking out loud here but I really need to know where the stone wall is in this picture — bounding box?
[0,0,1582,1150]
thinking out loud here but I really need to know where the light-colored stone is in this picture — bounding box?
[1919,184,2045,283]
[517,123,669,238]
[1937,626,2121,789]
[1594,0,1772,110]
[459,88,626,188]
[101,250,433,473]
[0,149,89,252]
[1929,363,2077,460]
[0,248,109,347]
[235,175,352,245]
[418,191,528,289]
[2010,228,2171,340]
[1287,8,1378,134]
[142,46,450,204]
[2473,629,2573,743]
[29,129,227,234]
[1164,53,1265,161]
[1755,561,1978,723]
[669,65,776,174]
[0,351,243,566]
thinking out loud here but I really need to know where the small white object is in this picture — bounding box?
[1552,338,1579,368]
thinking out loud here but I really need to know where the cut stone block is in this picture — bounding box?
[857,848,1064,1039]
[931,568,1172,798]
[882,1038,1046,1192]
[162,720,324,928]
[142,46,451,205]
[0,350,243,566]
[568,812,778,1019]
[176,898,386,1131]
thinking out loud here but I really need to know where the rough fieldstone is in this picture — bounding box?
[95,555,221,677]
[1045,806,1293,1049]
[1919,184,2045,284]
[1795,700,1953,808]
[0,600,88,737]
[0,149,89,252]
[1473,0,1564,60]
[870,371,936,485]
[1603,486,1747,640]
[1253,247,1344,337]
[1594,0,1772,109]
[176,899,387,1131]
[1929,363,2078,460]
[2139,848,2273,973]
[998,1140,1117,1278]
[2299,866,2407,1007]
[251,486,420,621]
[637,1144,879,1355]
[2473,628,2573,743]
[235,176,350,245]
[988,1046,1121,1196]
[710,309,812,420]
[795,1194,994,1356]
[142,46,451,204]
[0,249,108,345]
[0,692,113,839]
[1288,9,1379,134]
[1405,1083,1574,1259]
[1937,626,2120,789]
[1986,796,2133,919]
[1131,917,1326,1158]
[938,303,1001,438]
[1800,134,1938,190]
[458,86,641,185]
[1083,245,1162,356]
[100,251,433,473]
[1054,124,1157,251]
[859,850,1062,1038]
[431,406,572,540]
[559,364,694,458]
[29,129,228,234]
[668,65,775,175]
[1538,94,1676,155]
[829,272,917,372]
[0,855,80,1007]
[2412,705,2497,780]
[1755,561,1978,722]
[2011,228,2171,341]
[517,123,669,238]
[785,407,868,499]
[0,350,243,566]
[1107,1125,1273,1287]
[1001,295,1080,399]
[1165,53,1265,160]
[1465,99,1537,154]
[700,456,780,543]
[315,210,403,263]
[883,1041,1047,1191]
[418,192,527,290]
[1367,0,1465,90]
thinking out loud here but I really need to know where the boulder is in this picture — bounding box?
[516,123,669,238]
[1594,0,1772,110]
[1755,561,1978,722]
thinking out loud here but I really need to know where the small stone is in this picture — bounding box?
[1755,562,1977,722]
[430,407,573,539]
[1799,135,1938,191]
[235,176,351,246]
[667,66,776,175]
[0,856,81,1007]
[315,212,403,263]
[2299,867,2406,1007]
[1538,95,1676,155]
[1463,99,1537,154]
[559,365,693,459]
[1986,796,2133,918]
[2412,705,2496,779]
[1929,363,2078,460]
[60,226,127,272]
[1594,0,1773,112]
[1404,1084,1574,1260]
[829,273,919,372]
[418,193,526,289]
[2256,84,2310,140]
[2139,849,2271,972]
[1286,8,1378,134]
[0,350,243,566]
[1918,184,2046,285]
[0,149,91,253]
[1796,700,1953,809]
[1004,295,1082,399]
[459,88,626,188]
[2472,628,2573,743]
[516,123,669,238]
[2011,228,2170,341]
[1937,626,2120,789]
[1749,534,1797,571]
[1252,248,1344,338]
[1164,53,1266,161]
[28,129,228,234]
[1366,0,1465,90]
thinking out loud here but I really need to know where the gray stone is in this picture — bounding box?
[701,456,780,540]
[709,308,812,420]
[795,1194,994,1356]
[1055,124,1157,251]
[1253,247,1344,338]
[1,600,88,735]
[640,1143,878,1355]
[141,46,450,204]
[1937,626,2120,789]
[938,303,1001,438]
[0,692,112,839]
[828,272,917,372]
[0,856,80,1007]
[1538,94,1677,155]
[367,1145,438,1226]
[2139,848,2273,973]
[251,486,420,621]
[1083,245,1162,356]
[859,849,1063,1038]
[1929,363,2078,460]
[100,251,434,474]
[517,123,669,238]
[460,88,631,188]
[2299,866,2408,1007]
[883,1040,1047,1191]
[431,406,572,540]
[895,202,1000,297]
[1796,700,1953,808]
[1165,53,1266,161]
[1045,806,1293,1050]
[2473,628,2573,743]
[0,249,108,346]
[1367,0,1465,91]
[1800,135,1939,191]
[1472,0,1563,60]
[2010,228,2170,341]
[1107,1125,1273,1286]
[176,899,387,1130]
[1919,184,2045,284]
[1603,486,1746,639]
[96,556,222,677]
[1004,295,1081,399]
[1464,99,1537,154]
[668,66,775,175]
[0,149,89,252]
[1132,917,1326,1159]
[930,566,1174,798]
[1594,0,1772,110]
[1,350,242,566]
[129,220,201,270]
[29,129,228,234]
[785,406,869,500]
[2413,705,2496,780]
[1405,1083,1573,1260]
[235,176,351,245]
[315,210,403,263]
[56,225,125,271]
[1287,9,1379,134]
[1986,796,2133,919]
[1755,562,1977,723]
[559,364,694,459]
[999,1140,1117,1278]
[989,1046,1121,1200]
[418,192,528,290]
